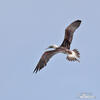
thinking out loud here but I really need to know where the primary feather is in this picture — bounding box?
[60,20,81,49]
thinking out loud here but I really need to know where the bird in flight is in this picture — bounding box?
[33,20,81,73]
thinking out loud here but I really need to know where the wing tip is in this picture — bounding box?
[33,67,39,74]
[33,65,43,74]
[33,68,38,74]
[75,20,82,24]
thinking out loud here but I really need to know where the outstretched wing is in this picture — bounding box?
[60,20,81,49]
[33,49,59,73]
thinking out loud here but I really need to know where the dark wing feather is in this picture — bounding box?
[60,20,81,49]
[33,50,59,73]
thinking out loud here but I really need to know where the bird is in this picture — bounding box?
[33,20,81,73]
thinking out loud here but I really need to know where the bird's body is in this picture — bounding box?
[33,20,81,73]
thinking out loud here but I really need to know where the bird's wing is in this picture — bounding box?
[33,49,60,73]
[60,20,81,49]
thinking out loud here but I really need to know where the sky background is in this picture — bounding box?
[0,0,100,100]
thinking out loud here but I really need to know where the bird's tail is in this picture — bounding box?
[66,49,80,62]
[73,49,80,62]
[73,49,80,58]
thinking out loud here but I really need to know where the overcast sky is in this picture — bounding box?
[0,0,100,100]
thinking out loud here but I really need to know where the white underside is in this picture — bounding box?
[68,51,77,58]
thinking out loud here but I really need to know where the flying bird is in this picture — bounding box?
[33,20,81,73]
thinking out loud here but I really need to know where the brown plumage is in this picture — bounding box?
[33,47,70,73]
[61,20,81,49]
[33,50,57,73]
[33,20,81,73]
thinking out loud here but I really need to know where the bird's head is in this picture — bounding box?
[46,45,58,49]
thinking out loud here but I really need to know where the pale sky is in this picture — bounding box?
[0,0,100,100]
